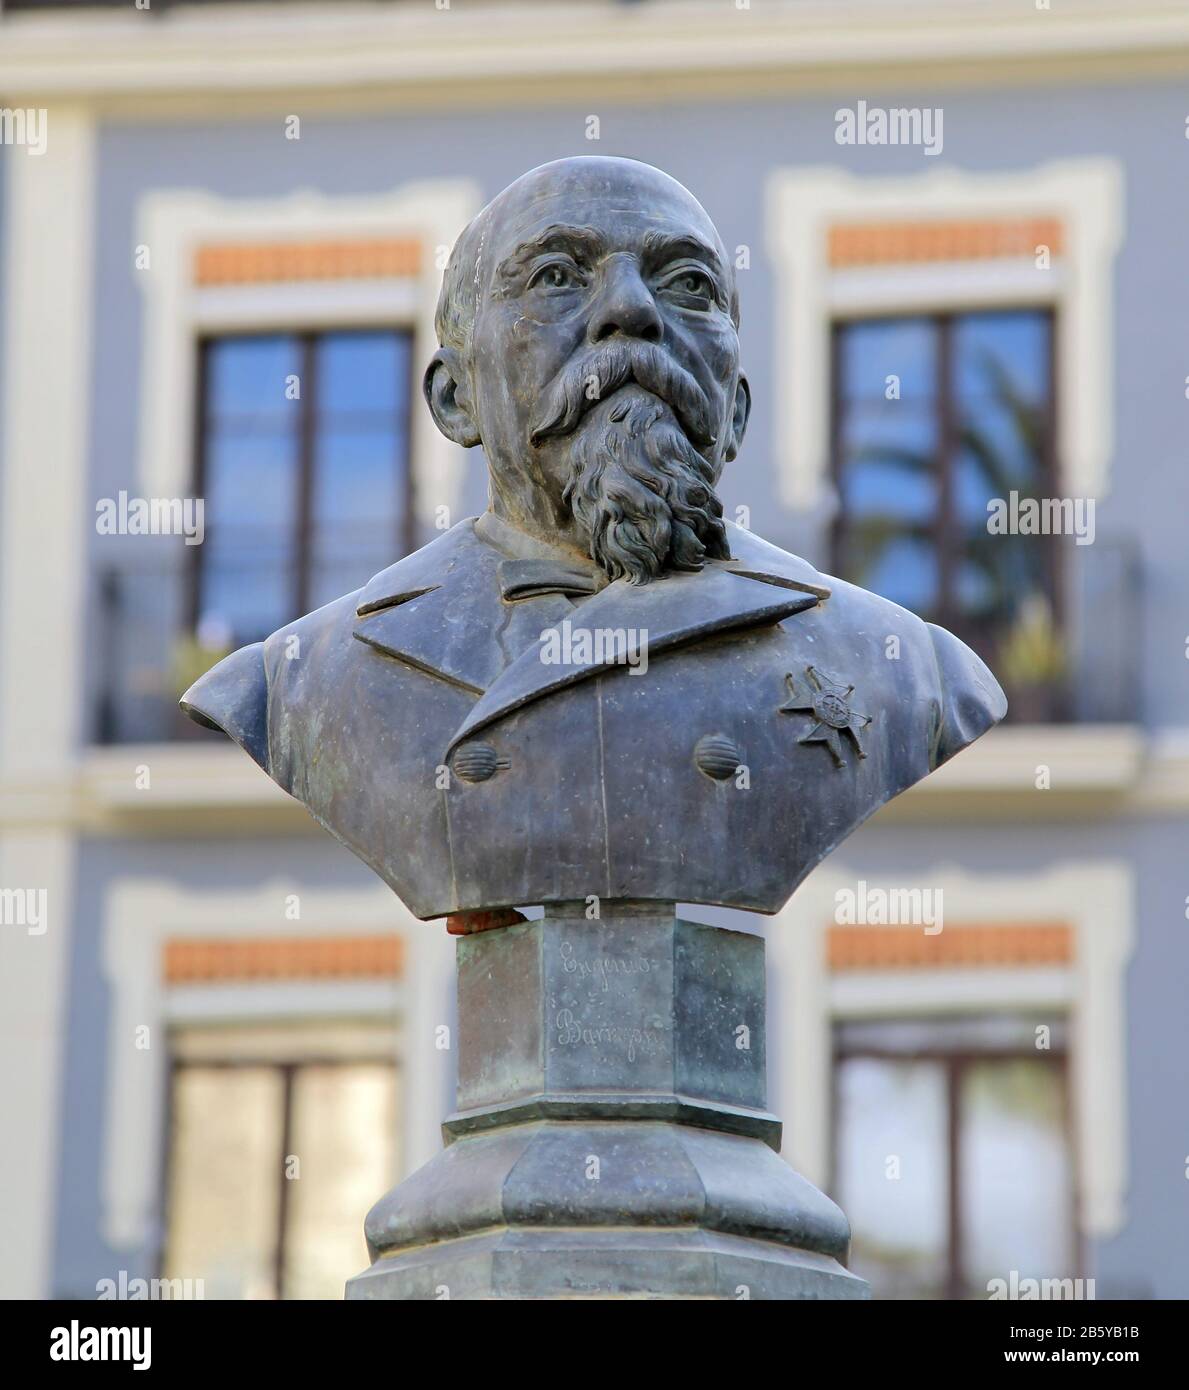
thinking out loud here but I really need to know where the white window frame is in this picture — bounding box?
[768,859,1134,1241]
[135,180,480,534]
[764,160,1123,513]
[100,876,455,1254]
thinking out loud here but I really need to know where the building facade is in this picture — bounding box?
[0,0,1186,1299]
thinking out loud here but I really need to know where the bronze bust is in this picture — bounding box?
[182,156,1006,922]
[181,156,1008,1301]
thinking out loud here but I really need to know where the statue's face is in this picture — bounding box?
[430,159,750,581]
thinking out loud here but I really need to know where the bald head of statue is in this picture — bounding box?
[423,157,751,584]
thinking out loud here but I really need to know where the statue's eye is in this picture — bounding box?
[676,272,712,296]
[660,267,717,306]
[530,260,581,291]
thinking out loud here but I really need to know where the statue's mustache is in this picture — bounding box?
[529,341,716,450]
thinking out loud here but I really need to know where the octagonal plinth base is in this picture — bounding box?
[349,1227,865,1301]
[347,904,868,1300]
[347,1115,866,1300]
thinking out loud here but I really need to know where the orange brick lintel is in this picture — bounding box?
[163,934,405,985]
[193,237,422,287]
[828,217,1065,269]
[828,921,1072,972]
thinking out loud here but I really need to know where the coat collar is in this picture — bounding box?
[353,518,535,694]
[353,514,831,736]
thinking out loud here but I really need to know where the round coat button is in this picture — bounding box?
[452,742,505,783]
[694,733,743,780]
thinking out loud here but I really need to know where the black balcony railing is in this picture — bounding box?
[90,532,1142,747]
[998,532,1142,727]
[92,544,400,746]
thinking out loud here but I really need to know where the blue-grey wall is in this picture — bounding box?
[87,82,1189,728]
[53,77,1189,1298]
[841,813,1189,1300]
[51,831,384,1299]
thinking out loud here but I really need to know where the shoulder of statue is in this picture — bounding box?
[179,641,269,771]
[759,557,1007,766]
[925,622,1008,767]
[178,584,370,775]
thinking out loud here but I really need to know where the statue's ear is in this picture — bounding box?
[723,372,751,462]
[423,347,481,448]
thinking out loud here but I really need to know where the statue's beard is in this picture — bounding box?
[528,336,731,584]
[560,386,730,585]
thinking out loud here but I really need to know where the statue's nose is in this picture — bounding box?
[587,257,663,345]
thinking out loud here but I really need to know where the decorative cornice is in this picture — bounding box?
[163,933,405,983]
[828,216,1065,269]
[2,2,1189,108]
[194,236,422,287]
[828,920,1073,972]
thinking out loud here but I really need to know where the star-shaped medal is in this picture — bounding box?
[779,666,872,768]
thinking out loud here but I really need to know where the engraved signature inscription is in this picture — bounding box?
[559,939,661,992]
[555,1008,664,1063]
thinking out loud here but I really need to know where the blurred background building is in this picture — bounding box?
[0,0,1186,1300]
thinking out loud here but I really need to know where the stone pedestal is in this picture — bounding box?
[347,902,867,1300]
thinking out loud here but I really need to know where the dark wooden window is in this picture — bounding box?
[192,328,415,649]
[831,1016,1078,1300]
[831,309,1060,717]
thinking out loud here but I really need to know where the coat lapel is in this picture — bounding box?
[352,515,832,747]
[446,561,823,752]
[353,520,510,694]
[353,518,581,694]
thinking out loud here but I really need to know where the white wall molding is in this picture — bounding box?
[765,160,1123,511]
[136,180,479,531]
[769,859,1135,1240]
[98,876,452,1254]
[0,106,96,1298]
[0,106,95,776]
[4,3,1189,106]
[9,726,1189,833]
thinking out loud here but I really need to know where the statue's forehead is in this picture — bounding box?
[489,177,722,260]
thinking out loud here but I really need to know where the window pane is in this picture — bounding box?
[283,1064,400,1300]
[309,430,404,608]
[953,310,1052,604]
[839,317,937,405]
[316,330,408,418]
[197,549,294,648]
[833,309,1060,717]
[205,335,301,426]
[200,433,298,643]
[310,331,413,609]
[204,434,298,537]
[835,319,940,614]
[194,329,413,642]
[954,310,1050,407]
[314,431,404,530]
[163,1067,285,1299]
[198,335,301,645]
[834,1056,949,1298]
[960,1059,1074,1295]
